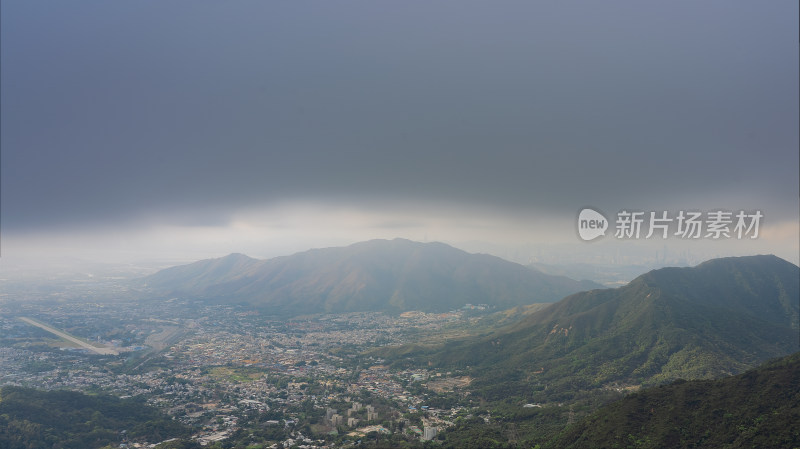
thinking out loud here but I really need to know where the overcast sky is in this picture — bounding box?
[2,1,798,266]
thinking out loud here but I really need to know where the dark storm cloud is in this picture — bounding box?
[2,1,797,233]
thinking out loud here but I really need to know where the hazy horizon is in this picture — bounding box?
[2,1,798,269]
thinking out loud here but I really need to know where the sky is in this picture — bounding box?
[2,1,798,269]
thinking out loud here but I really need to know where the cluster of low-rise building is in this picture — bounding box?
[0,300,484,447]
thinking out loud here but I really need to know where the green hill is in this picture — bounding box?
[383,255,799,402]
[0,386,189,449]
[141,238,601,315]
[547,352,800,449]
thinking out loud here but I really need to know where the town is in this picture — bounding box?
[0,295,489,448]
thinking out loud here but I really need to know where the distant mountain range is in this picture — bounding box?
[141,238,601,315]
[529,261,670,287]
[548,352,800,449]
[382,254,799,400]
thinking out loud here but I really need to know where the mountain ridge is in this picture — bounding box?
[380,254,799,401]
[140,238,602,315]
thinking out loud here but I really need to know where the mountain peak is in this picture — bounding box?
[694,253,792,268]
[632,254,799,328]
[222,252,257,260]
[141,251,262,291]
[391,254,799,396]
[142,239,599,315]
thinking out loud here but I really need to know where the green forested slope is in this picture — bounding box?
[547,352,800,449]
[383,255,799,403]
[142,238,600,314]
[0,386,189,449]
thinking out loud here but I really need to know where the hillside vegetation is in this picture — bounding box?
[381,255,799,404]
[547,352,800,448]
[142,239,600,315]
[0,386,189,449]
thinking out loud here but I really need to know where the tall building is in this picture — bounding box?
[366,405,377,421]
[423,426,438,441]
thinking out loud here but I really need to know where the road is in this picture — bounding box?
[19,317,119,355]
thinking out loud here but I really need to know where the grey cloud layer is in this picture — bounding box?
[2,1,797,232]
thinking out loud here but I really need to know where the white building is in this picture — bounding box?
[423,426,438,441]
